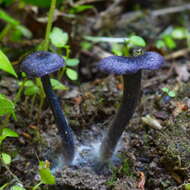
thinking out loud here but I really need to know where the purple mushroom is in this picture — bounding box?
[21,51,75,165]
[97,51,164,163]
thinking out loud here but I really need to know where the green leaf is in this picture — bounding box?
[50,79,68,90]
[2,128,19,138]
[162,87,169,93]
[155,40,166,49]
[66,68,78,80]
[0,94,15,116]
[112,44,123,56]
[0,9,19,25]
[0,183,9,190]
[184,184,190,190]
[70,5,94,14]
[163,35,176,49]
[0,50,17,77]
[23,80,34,87]
[66,58,79,67]
[168,91,176,97]
[39,168,55,185]
[171,27,187,40]
[0,128,18,144]
[80,41,92,51]
[128,35,146,47]
[11,185,26,190]
[24,86,39,96]
[49,27,68,48]
[1,153,11,165]
[21,0,63,8]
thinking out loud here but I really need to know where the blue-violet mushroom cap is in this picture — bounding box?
[21,51,65,77]
[97,51,164,75]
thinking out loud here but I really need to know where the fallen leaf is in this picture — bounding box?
[137,171,145,190]
[21,132,32,139]
[116,83,123,90]
[141,115,163,130]
[172,101,188,116]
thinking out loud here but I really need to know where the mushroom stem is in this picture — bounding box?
[41,75,75,165]
[99,71,141,162]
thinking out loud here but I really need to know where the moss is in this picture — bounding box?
[155,112,190,172]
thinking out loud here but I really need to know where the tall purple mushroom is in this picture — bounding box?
[20,51,75,165]
[97,51,164,163]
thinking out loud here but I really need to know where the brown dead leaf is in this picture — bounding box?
[28,125,38,130]
[21,132,32,139]
[172,101,188,116]
[116,83,123,90]
[137,171,145,190]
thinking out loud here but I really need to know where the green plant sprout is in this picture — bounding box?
[84,35,146,57]
[184,183,190,190]
[162,87,176,98]
[155,26,190,50]
[21,0,63,8]
[69,4,94,14]
[49,26,80,81]
[0,9,32,41]
[0,128,22,187]
[106,158,133,187]
[0,50,17,77]
[32,161,55,190]
[0,50,17,127]
[0,183,26,190]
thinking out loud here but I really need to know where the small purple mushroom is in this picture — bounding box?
[21,51,75,165]
[97,51,164,163]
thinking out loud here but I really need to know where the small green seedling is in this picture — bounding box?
[84,34,146,57]
[162,87,176,98]
[69,4,94,14]
[19,79,68,97]
[32,161,55,190]
[1,152,11,165]
[155,26,190,50]
[0,50,17,77]
[49,27,79,81]
[0,128,19,167]
[11,185,26,190]
[184,183,190,190]
[0,128,19,145]
[0,94,16,120]
[0,9,32,41]
[0,49,17,122]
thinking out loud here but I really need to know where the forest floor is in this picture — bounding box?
[0,0,190,190]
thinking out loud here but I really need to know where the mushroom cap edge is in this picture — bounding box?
[97,51,164,75]
[20,51,65,78]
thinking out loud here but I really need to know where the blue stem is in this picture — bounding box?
[99,71,141,162]
[41,75,75,165]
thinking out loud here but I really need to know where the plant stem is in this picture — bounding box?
[4,164,23,185]
[32,181,43,190]
[36,0,56,109]
[0,24,11,41]
[99,71,141,162]
[14,79,26,104]
[43,0,57,51]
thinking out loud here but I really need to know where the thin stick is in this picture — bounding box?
[151,4,190,17]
